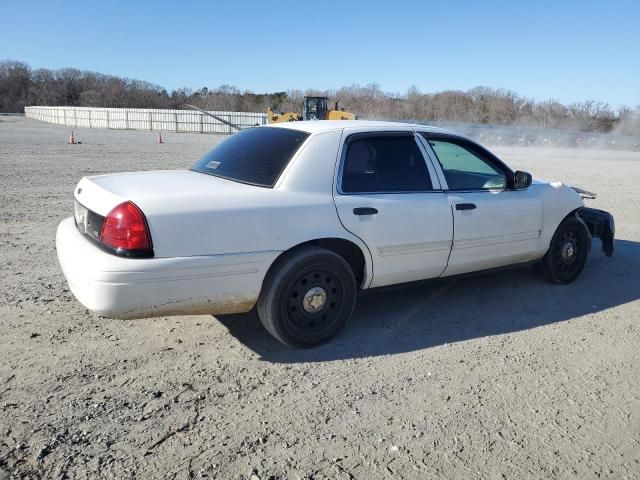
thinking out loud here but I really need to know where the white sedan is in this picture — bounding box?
[57,121,615,347]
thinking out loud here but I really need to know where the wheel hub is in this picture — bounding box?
[561,241,575,259]
[302,286,327,313]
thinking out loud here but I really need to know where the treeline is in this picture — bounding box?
[181,84,639,134]
[1,60,638,134]
[0,60,182,111]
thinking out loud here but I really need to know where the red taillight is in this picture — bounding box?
[99,201,152,252]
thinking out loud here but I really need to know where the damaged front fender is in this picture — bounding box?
[578,207,615,257]
[571,186,597,199]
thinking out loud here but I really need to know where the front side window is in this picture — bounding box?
[341,135,433,193]
[426,138,507,190]
[191,127,309,187]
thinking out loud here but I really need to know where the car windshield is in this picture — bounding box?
[191,127,310,187]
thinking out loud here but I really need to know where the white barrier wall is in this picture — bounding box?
[24,106,268,134]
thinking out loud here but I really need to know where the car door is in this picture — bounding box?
[333,130,453,288]
[418,133,543,276]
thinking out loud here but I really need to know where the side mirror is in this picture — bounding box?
[514,170,532,190]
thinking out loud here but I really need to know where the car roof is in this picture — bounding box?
[265,120,451,134]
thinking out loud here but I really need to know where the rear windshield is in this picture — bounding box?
[191,127,310,187]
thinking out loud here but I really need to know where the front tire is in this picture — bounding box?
[257,246,357,348]
[538,216,590,284]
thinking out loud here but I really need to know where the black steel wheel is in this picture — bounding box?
[538,216,590,284]
[257,246,357,348]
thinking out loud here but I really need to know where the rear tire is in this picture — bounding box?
[257,246,357,348]
[537,216,590,284]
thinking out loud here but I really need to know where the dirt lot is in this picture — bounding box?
[1,116,639,479]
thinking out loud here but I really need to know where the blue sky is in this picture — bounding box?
[1,0,639,107]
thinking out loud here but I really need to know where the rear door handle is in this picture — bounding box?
[353,207,378,216]
[455,203,476,211]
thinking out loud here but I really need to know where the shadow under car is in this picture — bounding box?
[215,239,638,363]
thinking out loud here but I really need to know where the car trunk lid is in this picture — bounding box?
[72,169,274,258]
[74,169,257,216]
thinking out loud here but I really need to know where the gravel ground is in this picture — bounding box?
[1,116,639,479]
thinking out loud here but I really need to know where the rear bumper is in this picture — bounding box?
[56,217,279,319]
[578,207,615,257]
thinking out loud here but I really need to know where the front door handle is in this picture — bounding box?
[455,203,477,211]
[353,207,378,216]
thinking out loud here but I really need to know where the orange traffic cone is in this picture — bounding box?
[157,132,164,144]
[68,131,76,144]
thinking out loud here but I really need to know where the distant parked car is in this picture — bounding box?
[57,121,615,347]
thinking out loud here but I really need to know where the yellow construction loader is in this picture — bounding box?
[268,96,356,123]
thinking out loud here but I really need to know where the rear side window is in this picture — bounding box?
[341,135,433,193]
[191,127,310,187]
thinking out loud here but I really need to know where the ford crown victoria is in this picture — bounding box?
[57,121,614,347]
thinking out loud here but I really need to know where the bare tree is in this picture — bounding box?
[1,59,636,135]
